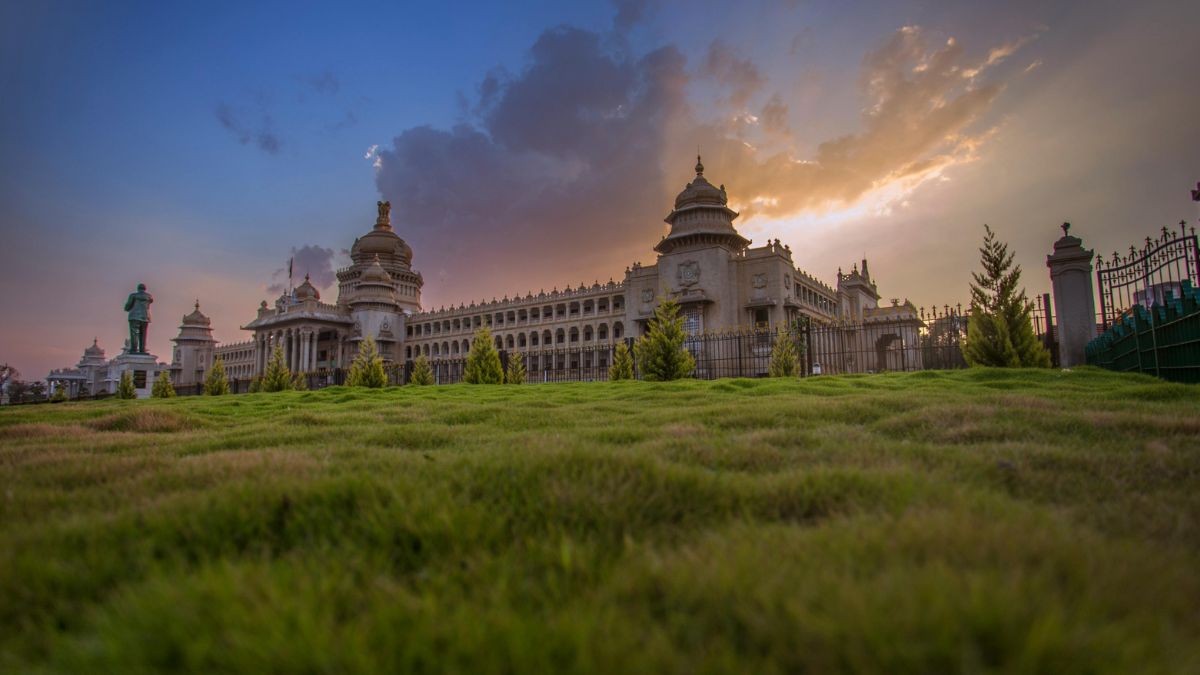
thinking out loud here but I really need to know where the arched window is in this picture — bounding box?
[451,342,459,355]
[556,328,565,344]
[614,322,624,339]
[507,311,516,323]
[461,339,469,353]
[543,330,552,346]
[556,304,566,318]
[442,341,449,355]
[406,346,412,359]
[518,333,527,347]
[598,324,608,340]
[569,301,580,316]
[584,325,594,341]
[569,327,579,343]
[423,344,430,356]
[494,335,503,349]
[506,335,515,349]
[530,332,539,347]
[433,343,440,356]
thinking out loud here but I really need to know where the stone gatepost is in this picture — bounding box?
[1046,223,1096,368]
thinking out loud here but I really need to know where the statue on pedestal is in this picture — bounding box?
[124,283,153,354]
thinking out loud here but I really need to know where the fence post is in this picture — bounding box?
[1046,223,1097,368]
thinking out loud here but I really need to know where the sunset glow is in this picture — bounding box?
[1,0,1197,379]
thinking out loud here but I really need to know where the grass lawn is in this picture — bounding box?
[1,367,1199,673]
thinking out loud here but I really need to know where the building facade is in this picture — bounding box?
[50,158,929,389]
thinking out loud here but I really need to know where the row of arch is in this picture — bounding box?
[408,296,626,337]
[406,322,625,359]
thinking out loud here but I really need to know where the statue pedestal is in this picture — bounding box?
[108,352,164,399]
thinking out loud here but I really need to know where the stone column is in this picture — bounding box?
[1046,223,1097,368]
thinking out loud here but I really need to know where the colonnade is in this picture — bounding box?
[254,326,343,376]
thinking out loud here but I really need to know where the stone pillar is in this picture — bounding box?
[1046,223,1097,368]
[301,330,311,373]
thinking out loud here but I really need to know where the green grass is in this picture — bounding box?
[1,367,1199,673]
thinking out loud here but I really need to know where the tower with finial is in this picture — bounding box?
[170,299,216,387]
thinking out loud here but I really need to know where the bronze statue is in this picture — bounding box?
[123,283,153,354]
[376,200,391,223]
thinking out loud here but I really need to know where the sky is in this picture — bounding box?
[1,0,1197,379]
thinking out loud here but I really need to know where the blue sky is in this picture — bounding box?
[2,0,1197,378]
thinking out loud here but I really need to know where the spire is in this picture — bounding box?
[860,257,870,281]
[695,154,704,177]
[194,299,200,311]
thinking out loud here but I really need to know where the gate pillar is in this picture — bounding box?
[1046,223,1096,368]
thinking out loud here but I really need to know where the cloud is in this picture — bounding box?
[691,25,1014,220]
[701,40,766,109]
[267,245,337,294]
[371,20,1025,304]
[611,0,652,31]
[214,102,283,155]
[305,71,340,94]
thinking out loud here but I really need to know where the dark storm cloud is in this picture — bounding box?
[374,26,688,301]
[214,102,283,155]
[267,245,337,294]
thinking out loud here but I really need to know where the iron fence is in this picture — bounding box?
[1096,220,1199,330]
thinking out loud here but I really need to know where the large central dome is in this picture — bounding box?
[349,200,413,269]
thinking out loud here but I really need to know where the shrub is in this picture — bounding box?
[261,346,293,392]
[50,387,67,403]
[768,328,799,377]
[247,375,262,394]
[151,370,176,398]
[410,354,434,385]
[609,341,635,381]
[636,296,695,381]
[292,372,309,391]
[464,327,504,384]
[505,351,526,385]
[204,356,230,396]
[346,336,387,388]
[117,371,136,399]
[962,225,1052,368]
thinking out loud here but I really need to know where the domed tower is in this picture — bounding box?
[337,200,423,313]
[171,300,217,386]
[656,156,749,255]
[345,255,403,363]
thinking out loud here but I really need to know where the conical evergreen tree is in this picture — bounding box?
[464,327,504,384]
[292,371,309,390]
[768,328,799,377]
[505,351,526,385]
[204,356,230,395]
[151,370,176,398]
[636,297,695,381]
[346,336,387,388]
[247,375,262,393]
[609,341,635,381]
[117,370,137,399]
[962,225,1052,368]
[410,354,434,385]
[261,345,294,392]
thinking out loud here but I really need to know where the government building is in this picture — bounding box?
[49,158,927,393]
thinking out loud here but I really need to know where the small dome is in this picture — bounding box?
[84,338,105,357]
[361,255,393,284]
[673,155,728,209]
[182,300,212,325]
[294,275,320,301]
